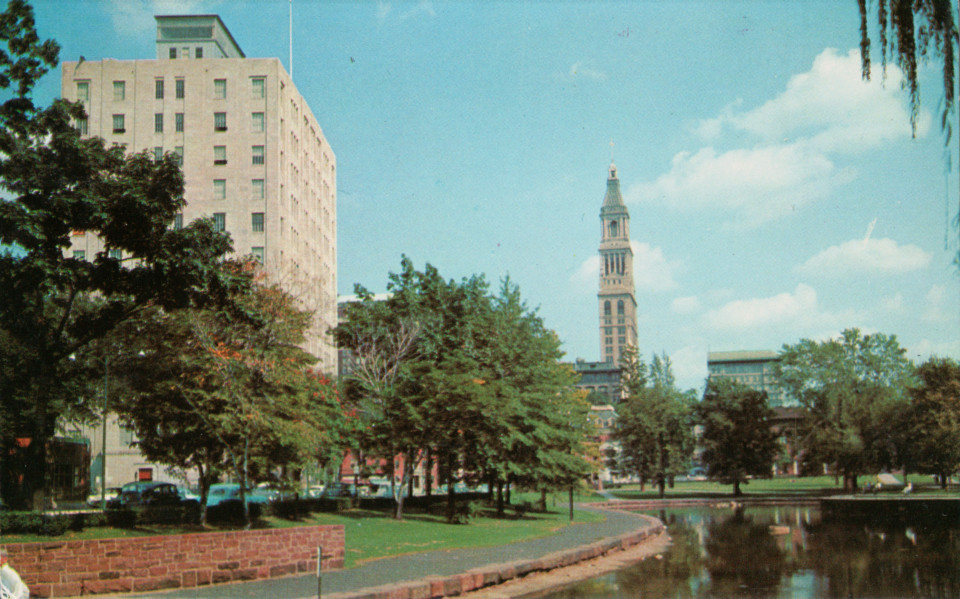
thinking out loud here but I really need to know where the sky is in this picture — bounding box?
[27,0,960,392]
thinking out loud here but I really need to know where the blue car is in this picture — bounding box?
[205,483,273,507]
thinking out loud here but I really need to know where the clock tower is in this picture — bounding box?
[598,162,638,364]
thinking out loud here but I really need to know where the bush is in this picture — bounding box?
[0,512,86,536]
[446,500,482,525]
[205,501,262,524]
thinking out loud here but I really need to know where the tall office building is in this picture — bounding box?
[597,162,637,365]
[62,14,337,372]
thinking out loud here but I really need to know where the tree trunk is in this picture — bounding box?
[733,479,742,497]
[496,481,504,517]
[843,473,858,494]
[538,489,547,512]
[658,475,666,499]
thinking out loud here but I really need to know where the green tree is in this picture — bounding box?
[775,328,915,492]
[857,0,958,144]
[0,0,232,510]
[110,262,346,527]
[697,378,779,497]
[905,357,960,487]
[614,349,695,498]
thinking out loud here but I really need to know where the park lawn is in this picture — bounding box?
[0,502,604,569]
[269,503,605,568]
[609,474,946,499]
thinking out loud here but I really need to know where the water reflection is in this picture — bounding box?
[534,504,960,599]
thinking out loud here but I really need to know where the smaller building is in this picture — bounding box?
[707,350,795,407]
[573,359,624,405]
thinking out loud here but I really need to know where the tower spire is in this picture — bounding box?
[597,162,638,365]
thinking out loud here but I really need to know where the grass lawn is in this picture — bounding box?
[0,497,605,569]
[608,474,952,500]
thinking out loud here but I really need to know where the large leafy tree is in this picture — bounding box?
[904,357,960,486]
[0,0,232,510]
[335,258,593,520]
[775,328,915,492]
[614,349,695,498]
[110,262,347,527]
[697,378,779,497]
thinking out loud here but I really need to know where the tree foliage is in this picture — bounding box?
[110,262,347,527]
[0,0,233,509]
[775,328,915,492]
[697,378,779,497]
[334,257,593,520]
[614,348,695,498]
[904,357,960,485]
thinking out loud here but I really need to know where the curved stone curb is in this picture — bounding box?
[322,513,664,599]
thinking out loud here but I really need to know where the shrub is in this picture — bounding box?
[446,500,482,525]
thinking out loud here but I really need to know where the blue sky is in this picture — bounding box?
[28,0,960,391]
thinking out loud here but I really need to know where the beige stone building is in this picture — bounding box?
[62,14,337,371]
[62,15,337,492]
[597,162,638,366]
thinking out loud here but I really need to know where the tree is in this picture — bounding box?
[905,357,960,487]
[110,261,347,527]
[0,0,233,510]
[857,0,958,144]
[775,328,915,492]
[614,349,695,498]
[697,378,779,497]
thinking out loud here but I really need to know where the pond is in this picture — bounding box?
[535,503,960,599]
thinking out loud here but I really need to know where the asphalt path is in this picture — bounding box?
[106,506,649,599]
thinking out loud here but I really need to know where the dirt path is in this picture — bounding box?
[457,530,672,599]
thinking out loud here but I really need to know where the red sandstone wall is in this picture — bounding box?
[4,524,345,598]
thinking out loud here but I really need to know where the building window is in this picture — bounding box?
[112,81,125,101]
[252,179,265,200]
[212,213,226,232]
[169,47,177,59]
[252,112,264,132]
[72,250,85,260]
[604,301,611,316]
[252,145,264,165]
[251,212,264,232]
[174,146,183,166]
[252,77,265,98]
[175,112,184,132]
[112,114,125,133]
[108,249,122,260]
[251,247,264,263]
[76,117,88,135]
[214,78,226,99]
[195,47,203,59]
[214,145,227,165]
[214,112,227,131]
[213,179,226,200]
[173,213,183,230]
[153,146,163,161]
[155,78,164,99]
[76,81,89,102]
[617,300,625,315]
[175,78,185,99]
[154,113,163,133]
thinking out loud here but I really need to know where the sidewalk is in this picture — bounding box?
[104,506,657,599]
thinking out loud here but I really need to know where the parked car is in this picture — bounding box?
[322,482,359,499]
[306,485,325,498]
[108,482,185,508]
[178,487,200,502]
[205,483,273,507]
[87,487,122,507]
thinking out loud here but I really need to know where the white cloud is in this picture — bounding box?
[630,48,924,228]
[557,61,607,82]
[670,344,708,391]
[110,0,218,38]
[628,144,855,228]
[797,237,931,277]
[631,241,679,292]
[569,255,599,290]
[671,295,701,315]
[705,283,822,331]
[922,284,954,322]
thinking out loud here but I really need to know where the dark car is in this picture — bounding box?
[108,482,187,508]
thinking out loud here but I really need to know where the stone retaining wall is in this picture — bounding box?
[324,514,665,599]
[5,524,345,598]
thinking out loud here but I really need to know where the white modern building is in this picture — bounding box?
[62,15,337,490]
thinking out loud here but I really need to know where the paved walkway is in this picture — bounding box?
[106,506,652,599]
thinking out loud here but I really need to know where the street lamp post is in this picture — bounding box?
[101,356,109,511]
